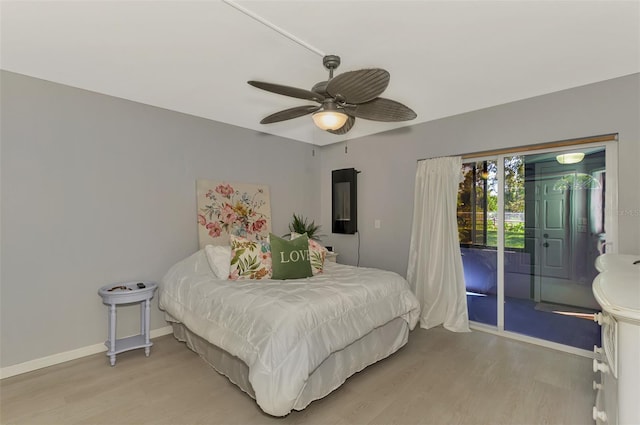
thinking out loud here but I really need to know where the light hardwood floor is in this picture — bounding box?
[1,327,594,425]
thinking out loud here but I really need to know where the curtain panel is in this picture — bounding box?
[407,156,469,332]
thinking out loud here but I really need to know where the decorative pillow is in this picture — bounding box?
[204,245,231,280]
[291,232,327,275]
[270,233,313,280]
[308,238,328,274]
[229,235,272,280]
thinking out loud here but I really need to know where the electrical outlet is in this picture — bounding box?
[374,219,381,229]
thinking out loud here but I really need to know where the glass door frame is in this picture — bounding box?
[464,140,618,357]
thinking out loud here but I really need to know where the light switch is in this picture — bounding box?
[374,219,381,229]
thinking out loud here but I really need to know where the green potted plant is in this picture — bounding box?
[286,213,324,241]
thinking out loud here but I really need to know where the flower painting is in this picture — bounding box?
[196,180,271,248]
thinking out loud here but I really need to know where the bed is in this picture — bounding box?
[158,248,420,417]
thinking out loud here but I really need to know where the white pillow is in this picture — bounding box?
[204,245,232,280]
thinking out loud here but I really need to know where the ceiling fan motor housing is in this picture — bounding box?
[323,55,341,72]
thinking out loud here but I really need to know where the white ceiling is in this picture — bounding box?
[2,1,639,146]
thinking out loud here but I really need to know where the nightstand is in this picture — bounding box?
[326,251,338,263]
[98,281,158,366]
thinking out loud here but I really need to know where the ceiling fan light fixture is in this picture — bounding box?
[312,110,349,131]
[556,152,585,164]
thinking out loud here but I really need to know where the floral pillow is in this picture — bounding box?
[228,235,272,280]
[291,232,327,275]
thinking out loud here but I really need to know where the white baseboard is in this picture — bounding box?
[0,325,173,380]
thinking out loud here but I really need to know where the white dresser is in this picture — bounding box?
[591,254,640,425]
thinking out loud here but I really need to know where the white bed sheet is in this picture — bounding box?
[159,249,420,416]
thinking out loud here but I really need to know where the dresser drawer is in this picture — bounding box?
[602,367,618,425]
[593,386,607,425]
[593,372,618,425]
[593,314,619,424]
[595,312,618,378]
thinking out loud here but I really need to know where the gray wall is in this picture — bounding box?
[319,73,640,276]
[0,71,321,368]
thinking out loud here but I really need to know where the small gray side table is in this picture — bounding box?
[98,281,158,366]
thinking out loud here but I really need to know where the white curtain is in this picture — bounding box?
[406,156,469,332]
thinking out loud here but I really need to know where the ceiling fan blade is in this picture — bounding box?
[326,115,356,135]
[326,69,390,104]
[260,105,321,124]
[248,81,325,103]
[344,98,417,122]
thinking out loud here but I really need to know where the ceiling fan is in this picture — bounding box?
[247,55,417,135]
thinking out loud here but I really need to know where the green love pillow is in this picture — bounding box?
[270,233,313,280]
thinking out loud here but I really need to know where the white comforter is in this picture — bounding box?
[159,250,420,416]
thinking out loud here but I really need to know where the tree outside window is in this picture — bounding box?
[457,157,525,249]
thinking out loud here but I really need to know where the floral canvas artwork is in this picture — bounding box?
[197,180,272,248]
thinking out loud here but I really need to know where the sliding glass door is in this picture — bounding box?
[459,142,615,352]
[459,160,498,326]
